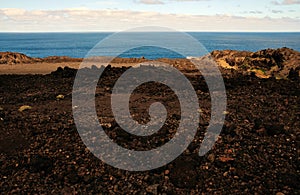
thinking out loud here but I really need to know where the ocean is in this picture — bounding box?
[0,32,299,59]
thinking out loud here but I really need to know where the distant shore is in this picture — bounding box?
[0,47,299,79]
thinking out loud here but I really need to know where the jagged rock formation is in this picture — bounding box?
[211,47,300,79]
[0,52,82,64]
[0,52,40,64]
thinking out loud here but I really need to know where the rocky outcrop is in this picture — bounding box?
[42,56,82,63]
[0,52,82,64]
[50,66,77,78]
[211,47,300,79]
[0,52,41,64]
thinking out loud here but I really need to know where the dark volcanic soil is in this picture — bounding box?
[0,66,299,194]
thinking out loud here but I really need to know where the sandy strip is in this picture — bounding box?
[0,62,141,75]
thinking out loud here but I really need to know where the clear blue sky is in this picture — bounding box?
[0,0,299,31]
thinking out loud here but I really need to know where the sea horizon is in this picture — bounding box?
[1,32,300,59]
[1,31,300,33]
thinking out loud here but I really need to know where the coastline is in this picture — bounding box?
[0,47,299,79]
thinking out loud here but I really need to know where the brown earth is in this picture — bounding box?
[0,49,299,194]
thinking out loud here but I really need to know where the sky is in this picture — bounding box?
[0,0,299,32]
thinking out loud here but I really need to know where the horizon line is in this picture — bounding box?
[1,31,300,33]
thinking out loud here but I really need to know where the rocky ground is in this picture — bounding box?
[0,48,299,194]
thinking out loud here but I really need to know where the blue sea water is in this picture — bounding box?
[0,32,299,59]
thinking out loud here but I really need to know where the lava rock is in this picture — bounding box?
[28,154,53,173]
[264,123,285,136]
[169,155,200,188]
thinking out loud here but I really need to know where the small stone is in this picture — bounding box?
[256,127,266,134]
[146,184,159,195]
[56,94,64,100]
[101,123,112,129]
[66,173,79,184]
[223,111,229,115]
[225,149,233,154]
[144,175,149,181]
[207,153,215,162]
[202,165,209,170]
[18,105,32,112]
[113,185,118,192]
[0,106,4,118]
[83,175,91,183]
[219,156,234,162]
[164,170,170,175]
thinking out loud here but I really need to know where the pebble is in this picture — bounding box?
[219,156,234,162]
[223,111,229,115]
[164,170,170,175]
[18,105,32,112]
[56,94,65,100]
[146,184,159,195]
[207,153,215,162]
